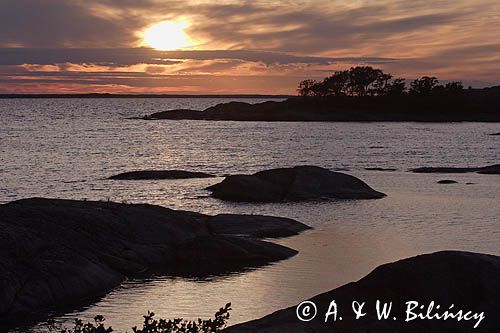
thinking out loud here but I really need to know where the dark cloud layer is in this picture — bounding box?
[0,48,395,66]
[0,0,137,47]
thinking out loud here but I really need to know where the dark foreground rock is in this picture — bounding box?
[108,170,215,180]
[0,198,309,324]
[489,132,500,135]
[411,163,500,175]
[229,251,500,333]
[207,166,385,202]
[437,179,458,184]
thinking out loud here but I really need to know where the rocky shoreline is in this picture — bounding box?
[0,198,310,325]
[229,251,500,332]
[140,95,500,122]
[3,165,498,331]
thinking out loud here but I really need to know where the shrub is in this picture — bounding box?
[47,303,232,333]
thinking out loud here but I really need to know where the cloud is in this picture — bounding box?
[0,48,395,66]
[0,47,398,93]
[1,0,500,92]
[0,0,140,48]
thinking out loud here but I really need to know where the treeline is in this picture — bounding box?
[297,66,464,97]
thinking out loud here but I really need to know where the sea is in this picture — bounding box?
[1,97,499,332]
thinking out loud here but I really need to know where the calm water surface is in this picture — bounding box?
[1,98,499,331]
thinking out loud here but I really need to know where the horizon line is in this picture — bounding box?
[0,93,294,99]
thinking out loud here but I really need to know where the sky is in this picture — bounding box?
[1,0,500,94]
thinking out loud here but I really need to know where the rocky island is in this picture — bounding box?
[143,95,500,122]
[0,198,310,325]
[141,67,500,122]
[207,166,386,202]
[411,163,500,174]
[108,170,215,180]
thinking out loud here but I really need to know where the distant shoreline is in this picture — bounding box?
[142,93,500,122]
[0,93,291,99]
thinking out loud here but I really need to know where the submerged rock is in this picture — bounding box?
[411,164,500,175]
[489,132,500,136]
[365,167,397,171]
[0,198,309,323]
[412,166,477,173]
[207,166,385,202]
[229,251,500,332]
[108,170,215,180]
[437,179,458,184]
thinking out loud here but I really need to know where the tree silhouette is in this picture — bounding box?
[322,70,349,96]
[297,68,463,98]
[390,78,407,95]
[409,76,439,96]
[371,73,393,96]
[347,66,383,96]
[297,79,317,97]
[444,81,464,94]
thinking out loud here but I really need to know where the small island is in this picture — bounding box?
[142,66,500,122]
[108,170,215,180]
[207,166,386,202]
[411,163,500,174]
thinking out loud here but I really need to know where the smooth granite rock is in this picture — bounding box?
[229,251,500,333]
[207,166,386,202]
[0,198,309,323]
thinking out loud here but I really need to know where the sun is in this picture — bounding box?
[143,20,194,51]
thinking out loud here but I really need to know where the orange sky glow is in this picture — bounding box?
[1,0,500,94]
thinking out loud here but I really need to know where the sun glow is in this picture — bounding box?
[143,20,194,51]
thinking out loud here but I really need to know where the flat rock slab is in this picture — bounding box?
[207,166,386,202]
[0,198,309,324]
[108,170,215,180]
[208,214,311,238]
[229,251,500,332]
[411,164,500,175]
